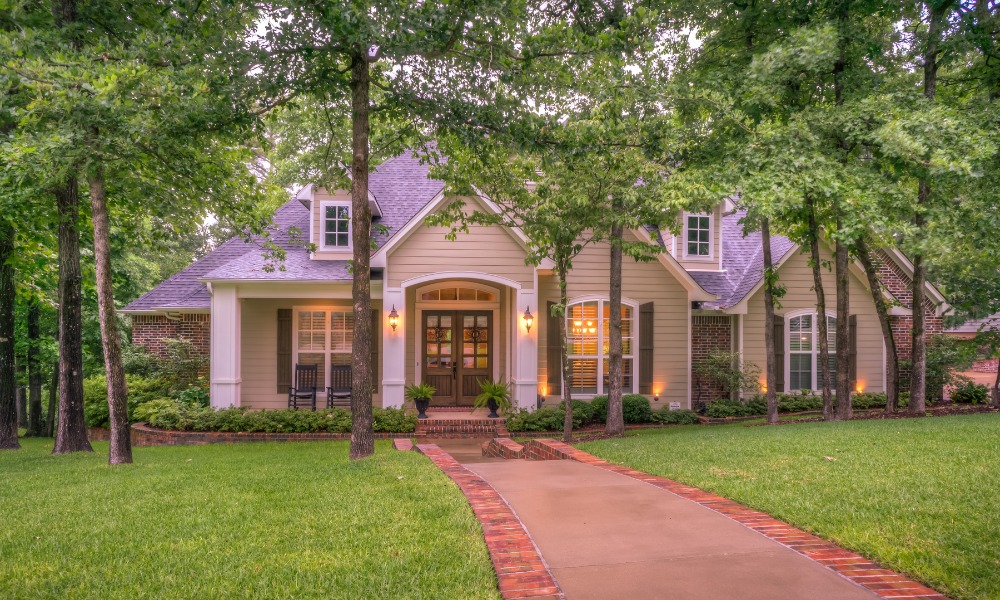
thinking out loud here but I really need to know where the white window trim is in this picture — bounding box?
[785,309,837,392]
[565,296,639,399]
[682,212,714,261]
[292,306,354,390]
[318,200,352,252]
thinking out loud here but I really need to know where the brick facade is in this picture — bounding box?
[131,313,211,361]
[691,315,734,402]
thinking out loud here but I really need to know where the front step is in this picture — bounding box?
[415,417,508,438]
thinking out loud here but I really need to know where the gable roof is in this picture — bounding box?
[947,313,1000,335]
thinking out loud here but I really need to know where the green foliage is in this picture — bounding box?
[372,408,418,433]
[901,335,977,401]
[705,398,758,419]
[83,375,173,428]
[157,338,208,389]
[951,380,989,405]
[651,407,701,425]
[473,380,513,415]
[504,407,574,432]
[403,383,436,402]
[707,393,826,418]
[694,351,762,396]
[171,382,210,408]
[852,392,888,410]
[589,395,609,423]
[146,406,415,434]
[121,343,159,377]
[558,400,597,427]
[622,394,653,424]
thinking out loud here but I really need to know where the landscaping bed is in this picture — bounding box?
[578,413,1000,600]
[0,438,499,599]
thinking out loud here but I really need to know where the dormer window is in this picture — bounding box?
[683,213,713,259]
[321,201,352,251]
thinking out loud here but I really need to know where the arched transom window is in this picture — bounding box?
[419,286,497,302]
[566,299,635,396]
[788,312,836,391]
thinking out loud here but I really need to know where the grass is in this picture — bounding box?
[0,438,499,599]
[578,414,1000,600]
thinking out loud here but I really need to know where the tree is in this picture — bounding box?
[0,220,17,449]
[24,298,44,437]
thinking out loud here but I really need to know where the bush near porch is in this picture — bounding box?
[143,405,417,434]
[505,394,700,432]
[0,439,499,599]
[578,414,1000,600]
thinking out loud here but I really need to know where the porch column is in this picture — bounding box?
[513,289,538,410]
[209,284,241,408]
[382,287,405,408]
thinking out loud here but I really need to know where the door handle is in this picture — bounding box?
[452,364,457,379]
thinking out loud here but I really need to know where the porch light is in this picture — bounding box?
[523,306,533,333]
[388,305,400,332]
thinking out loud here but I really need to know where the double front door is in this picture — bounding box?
[422,311,492,405]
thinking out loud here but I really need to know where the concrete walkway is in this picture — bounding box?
[434,439,878,600]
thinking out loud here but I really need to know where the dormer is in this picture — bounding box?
[661,201,726,272]
[296,185,382,260]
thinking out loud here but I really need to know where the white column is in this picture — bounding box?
[209,284,241,408]
[513,289,538,410]
[382,287,405,408]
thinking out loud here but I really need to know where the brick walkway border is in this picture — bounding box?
[396,439,565,600]
[527,438,949,600]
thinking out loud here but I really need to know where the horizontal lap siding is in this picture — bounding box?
[240,298,383,410]
[743,244,885,394]
[537,232,690,409]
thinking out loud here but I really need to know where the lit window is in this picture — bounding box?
[294,309,354,388]
[788,313,836,391]
[566,300,635,396]
[322,203,351,249]
[684,213,712,258]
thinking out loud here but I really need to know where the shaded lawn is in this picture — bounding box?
[0,439,499,599]
[578,414,1000,600]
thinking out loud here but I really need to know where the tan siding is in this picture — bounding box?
[742,243,885,393]
[537,231,691,409]
[240,298,383,410]
[386,196,534,288]
[312,188,353,260]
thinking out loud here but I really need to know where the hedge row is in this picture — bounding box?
[505,394,699,432]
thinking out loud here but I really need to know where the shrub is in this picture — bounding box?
[705,398,756,418]
[694,351,762,397]
[146,406,410,433]
[589,395,608,423]
[157,338,207,388]
[852,392,888,410]
[132,398,181,424]
[373,407,418,433]
[951,379,989,404]
[558,400,596,426]
[172,380,210,408]
[900,335,977,401]
[83,374,173,427]
[121,343,159,377]
[505,407,578,432]
[622,394,653,423]
[651,407,700,425]
[778,393,823,413]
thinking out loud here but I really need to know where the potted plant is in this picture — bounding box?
[404,383,436,420]
[474,379,513,419]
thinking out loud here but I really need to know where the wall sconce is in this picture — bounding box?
[654,392,660,402]
[388,305,400,332]
[523,306,533,333]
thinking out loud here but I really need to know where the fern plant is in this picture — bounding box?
[473,379,513,416]
[404,383,436,402]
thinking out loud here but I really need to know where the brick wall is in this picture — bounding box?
[691,315,734,402]
[131,313,211,361]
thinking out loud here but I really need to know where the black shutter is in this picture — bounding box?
[277,309,292,393]
[639,302,654,394]
[546,301,561,396]
[371,308,380,394]
[773,319,785,393]
[848,314,858,391]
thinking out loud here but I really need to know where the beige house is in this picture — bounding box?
[124,150,948,411]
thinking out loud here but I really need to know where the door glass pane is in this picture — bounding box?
[440,315,451,328]
[476,342,488,355]
[463,357,474,367]
[476,357,488,369]
[440,343,451,356]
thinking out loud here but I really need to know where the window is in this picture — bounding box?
[683,213,712,258]
[788,313,836,391]
[419,286,496,302]
[321,202,351,250]
[294,309,354,388]
[566,299,635,396]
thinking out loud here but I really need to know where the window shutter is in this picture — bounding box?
[773,319,785,393]
[639,302,654,394]
[371,308,380,394]
[848,314,858,391]
[277,309,292,394]
[546,301,561,396]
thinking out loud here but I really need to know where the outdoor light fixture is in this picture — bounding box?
[388,305,400,332]
[523,306,533,333]
[654,392,660,402]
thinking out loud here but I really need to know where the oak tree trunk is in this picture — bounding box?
[52,179,91,454]
[349,53,374,461]
[0,220,18,449]
[806,198,834,420]
[834,232,852,420]
[855,239,899,412]
[16,378,27,429]
[46,360,57,438]
[25,298,44,436]
[606,218,625,437]
[761,218,778,425]
[90,170,132,464]
[558,260,574,442]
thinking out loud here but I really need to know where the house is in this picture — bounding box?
[122,150,948,411]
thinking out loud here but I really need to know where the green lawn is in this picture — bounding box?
[0,438,499,599]
[578,414,1000,600]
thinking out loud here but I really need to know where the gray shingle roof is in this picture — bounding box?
[947,313,1000,334]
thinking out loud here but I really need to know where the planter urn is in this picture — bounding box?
[415,398,430,420]
[486,398,500,419]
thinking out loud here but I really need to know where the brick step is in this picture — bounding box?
[417,418,506,426]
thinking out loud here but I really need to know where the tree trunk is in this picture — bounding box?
[46,360,57,438]
[992,359,1000,409]
[835,232,852,420]
[0,220,18,449]
[855,238,899,412]
[348,53,374,461]
[89,169,132,464]
[16,380,27,429]
[606,218,625,437]
[25,298,44,436]
[558,260,574,442]
[806,198,833,420]
[761,218,779,425]
[52,178,92,454]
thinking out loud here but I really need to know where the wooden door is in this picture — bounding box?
[423,311,456,404]
[457,311,491,404]
[422,310,492,405]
